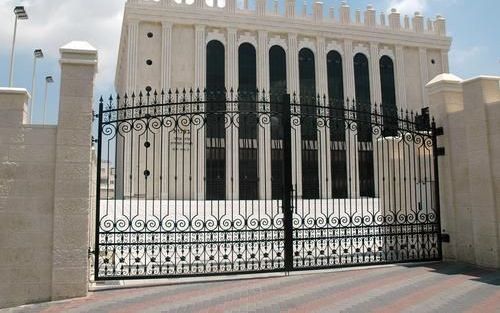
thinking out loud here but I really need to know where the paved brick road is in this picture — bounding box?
[2,262,499,313]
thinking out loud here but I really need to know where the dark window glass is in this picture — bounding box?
[327,50,347,198]
[269,45,287,199]
[299,48,319,199]
[354,53,374,197]
[238,43,258,200]
[206,40,226,200]
[354,53,371,142]
[380,56,398,137]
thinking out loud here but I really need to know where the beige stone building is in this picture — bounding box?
[112,0,451,201]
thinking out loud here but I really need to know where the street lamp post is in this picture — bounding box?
[30,49,44,123]
[8,6,28,87]
[43,76,54,125]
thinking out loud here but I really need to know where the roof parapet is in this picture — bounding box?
[126,0,447,36]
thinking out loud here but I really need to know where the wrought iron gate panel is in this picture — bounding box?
[94,90,442,280]
[288,96,441,269]
[95,90,286,280]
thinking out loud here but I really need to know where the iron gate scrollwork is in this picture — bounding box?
[94,89,442,280]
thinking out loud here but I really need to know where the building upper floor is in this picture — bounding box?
[115,0,452,112]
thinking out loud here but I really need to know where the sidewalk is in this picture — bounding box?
[2,262,499,313]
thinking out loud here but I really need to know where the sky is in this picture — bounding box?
[0,0,499,125]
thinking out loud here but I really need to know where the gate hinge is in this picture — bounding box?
[436,147,445,156]
[91,136,98,145]
[88,247,95,258]
[92,110,99,122]
[441,233,450,243]
[435,127,444,136]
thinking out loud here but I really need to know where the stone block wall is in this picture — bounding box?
[0,42,98,309]
[427,74,500,269]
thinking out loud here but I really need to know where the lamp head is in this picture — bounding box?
[14,6,28,20]
[34,49,44,58]
[45,76,54,83]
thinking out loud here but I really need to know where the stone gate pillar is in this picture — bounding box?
[51,41,98,300]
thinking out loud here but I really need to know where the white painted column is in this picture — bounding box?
[161,22,172,92]
[257,30,272,199]
[226,27,239,199]
[419,47,429,108]
[395,45,407,109]
[316,37,330,198]
[194,25,206,199]
[287,33,302,197]
[343,39,359,198]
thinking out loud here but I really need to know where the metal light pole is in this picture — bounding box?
[8,6,28,87]
[30,49,44,123]
[43,76,54,125]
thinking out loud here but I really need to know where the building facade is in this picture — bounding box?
[113,0,452,200]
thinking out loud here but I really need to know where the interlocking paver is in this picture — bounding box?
[1,262,498,313]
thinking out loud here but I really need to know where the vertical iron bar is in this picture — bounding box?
[431,120,443,260]
[94,97,104,280]
[282,94,293,272]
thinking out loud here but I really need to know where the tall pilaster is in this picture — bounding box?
[287,33,301,195]
[194,25,206,199]
[127,20,139,95]
[257,30,272,199]
[194,25,207,90]
[161,21,172,92]
[287,33,299,94]
[369,42,382,104]
[257,31,270,92]
[395,45,407,109]
[226,28,238,90]
[343,40,355,99]
[369,42,381,198]
[226,28,239,199]
[343,39,359,198]
[316,37,330,198]
[419,47,429,107]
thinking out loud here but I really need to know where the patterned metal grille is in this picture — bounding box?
[93,89,442,280]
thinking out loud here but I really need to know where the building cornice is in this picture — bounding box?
[123,5,452,50]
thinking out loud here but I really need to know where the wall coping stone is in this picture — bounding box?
[0,88,31,98]
[462,75,500,85]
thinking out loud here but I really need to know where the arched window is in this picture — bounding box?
[327,50,347,198]
[269,45,287,199]
[353,53,371,141]
[354,53,374,197]
[299,48,319,199]
[206,40,226,200]
[238,43,258,200]
[380,56,398,137]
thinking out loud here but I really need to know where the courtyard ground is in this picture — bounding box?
[1,262,499,313]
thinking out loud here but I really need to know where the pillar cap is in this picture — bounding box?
[426,73,463,95]
[60,41,98,68]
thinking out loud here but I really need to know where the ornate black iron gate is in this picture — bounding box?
[94,89,442,280]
